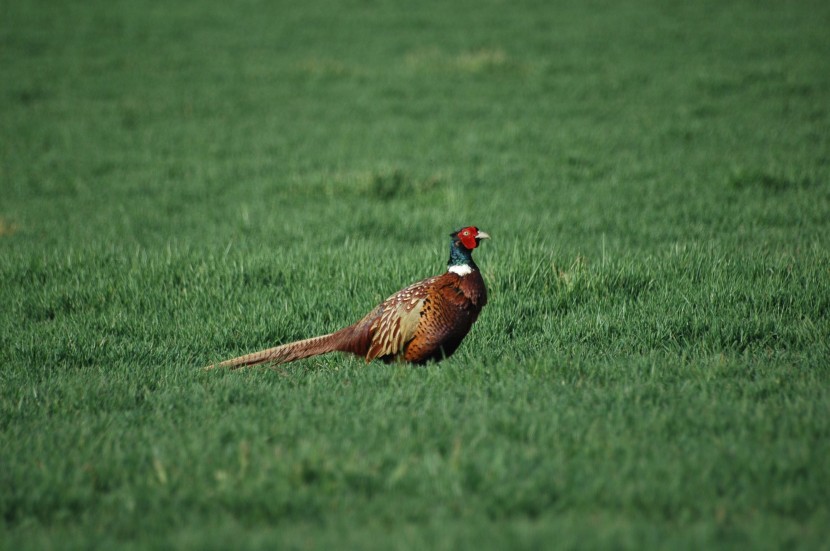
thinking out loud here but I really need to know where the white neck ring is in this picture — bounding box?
[448,264,473,276]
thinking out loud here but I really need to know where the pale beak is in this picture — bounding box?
[476,230,490,240]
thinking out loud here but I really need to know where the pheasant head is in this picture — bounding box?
[448,226,490,276]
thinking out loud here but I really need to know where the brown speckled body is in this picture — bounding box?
[355,269,487,363]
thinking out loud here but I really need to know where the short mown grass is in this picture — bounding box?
[2,0,829,548]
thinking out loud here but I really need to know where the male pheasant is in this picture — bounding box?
[205,226,489,369]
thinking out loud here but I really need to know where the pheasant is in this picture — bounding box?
[205,226,489,369]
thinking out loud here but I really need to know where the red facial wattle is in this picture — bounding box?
[458,227,479,249]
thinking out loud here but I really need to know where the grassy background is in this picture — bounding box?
[2,0,829,548]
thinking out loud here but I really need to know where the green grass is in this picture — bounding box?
[2,0,830,548]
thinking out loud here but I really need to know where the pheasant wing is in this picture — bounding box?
[364,276,437,361]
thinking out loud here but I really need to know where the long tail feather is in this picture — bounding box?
[204,331,348,370]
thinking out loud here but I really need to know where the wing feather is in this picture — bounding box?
[364,276,438,361]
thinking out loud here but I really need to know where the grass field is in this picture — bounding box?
[2,0,830,548]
